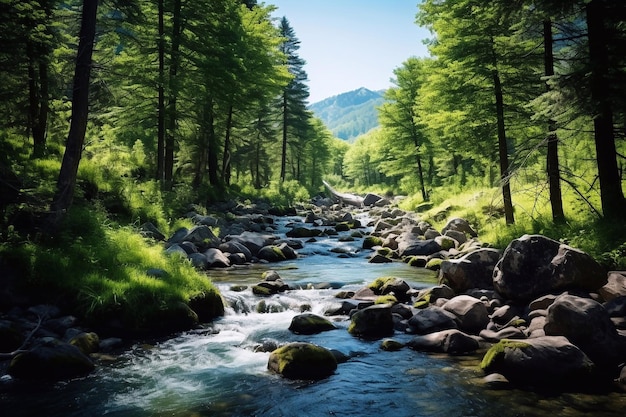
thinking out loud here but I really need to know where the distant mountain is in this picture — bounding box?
[309,87,385,141]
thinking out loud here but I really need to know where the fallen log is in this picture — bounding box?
[322,180,364,207]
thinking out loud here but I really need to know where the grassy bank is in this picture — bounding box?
[0,203,222,335]
[398,185,626,270]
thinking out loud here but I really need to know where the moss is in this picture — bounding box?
[269,343,337,380]
[480,339,531,372]
[368,276,395,292]
[413,300,429,309]
[425,258,443,271]
[271,246,287,260]
[407,256,427,267]
[375,295,398,305]
[363,236,383,249]
[252,285,272,296]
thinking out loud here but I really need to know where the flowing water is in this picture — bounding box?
[1,214,625,416]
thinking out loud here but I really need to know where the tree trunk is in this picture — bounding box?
[586,0,626,219]
[28,46,49,159]
[222,104,233,185]
[165,0,182,187]
[205,97,220,187]
[156,0,165,182]
[492,68,515,225]
[280,93,288,182]
[544,19,565,224]
[49,0,98,226]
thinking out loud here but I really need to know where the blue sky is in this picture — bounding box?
[269,0,431,103]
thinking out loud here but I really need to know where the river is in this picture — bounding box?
[1,214,625,416]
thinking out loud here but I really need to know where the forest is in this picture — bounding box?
[0,0,625,327]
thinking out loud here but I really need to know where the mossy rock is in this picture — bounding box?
[335,222,350,232]
[363,236,383,249]
[9,338,95,381]
[69,332,100,355]
[413,300,430,309]
[480,339,532,372]
[375,295,398,305]
[252,285,273,296]
[188,291,225,322]
[257,245,287,262]
[376,247,394,258]
[407,256,428,267]
[381,339,405,351]
[348,304,394,339]
[268,342,337,380]
[425,258,443,271]
[288,313,337,335]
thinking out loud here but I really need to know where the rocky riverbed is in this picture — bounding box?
[1,194,626,415]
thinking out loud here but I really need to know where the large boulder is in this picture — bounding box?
[268,342,337,380]
[442,295,490,334]
[224,231,278,255]
[368,277,411,302]
[441,217,478,238]
[204,248,231,268]
[493,235,607,302]
[219,241,253,261]
[257,245,287,262]
[480,336,595,388]
[438,248,501,293]
[407,306,458,334]
[407,329,479,354]
[348,304,394,339]
[544,294,625,370]
[289,313,337,335]
[182,225,220,250]
[397,237,442,257]
[8,338,95,380]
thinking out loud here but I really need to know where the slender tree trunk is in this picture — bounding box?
[28,47,49,159]
[492,68,515,225]
[280,93,288,182]
[165,0,182,187]
[586,0,626,219]
[544,19,565,224]
[204,97,220,186]
[156,0,165,182]
[411,131,428,201]
[222,104,233,185]
[255,136,261,189]
[49,0,98,224]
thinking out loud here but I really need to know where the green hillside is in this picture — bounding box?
[309,87,384,141]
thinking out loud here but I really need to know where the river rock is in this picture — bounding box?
[166,227,188,245]
[369,254,393,264]
[544,294,625,370]
[165,243,188,258]
[278,242,297,260]
[257,245,287,262]
[479,327,527,342]
[407,306,458,334]
[182,225,220,250]
[480,336,595,388]
[288,313,337,335]
[225,231,278,255]
[397,237,442,257]
[441,218,478,238]
[363,193,384,206]
[493,234,607,302]
[188,252,208,269]
[69,332,100,355]
[369,277,411,302]
[0,320,24,352]
[438,248,501,294]
[286,227,322,238]
[407,329,479,354]
[348,304,394,338]
[252,280,289,296]
[219,241,253,261]
[139,222,166,241]
[268,342,337,380]
[203,248,230,268]
[8,338,95,380]
[599,271,626,301]
[442,295,489,334]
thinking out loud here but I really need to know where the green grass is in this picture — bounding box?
[398,183,626,269]
[1,204,221,332]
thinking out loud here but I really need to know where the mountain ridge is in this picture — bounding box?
[309,87,384,141]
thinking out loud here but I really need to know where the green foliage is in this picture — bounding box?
[0,205,219,331]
